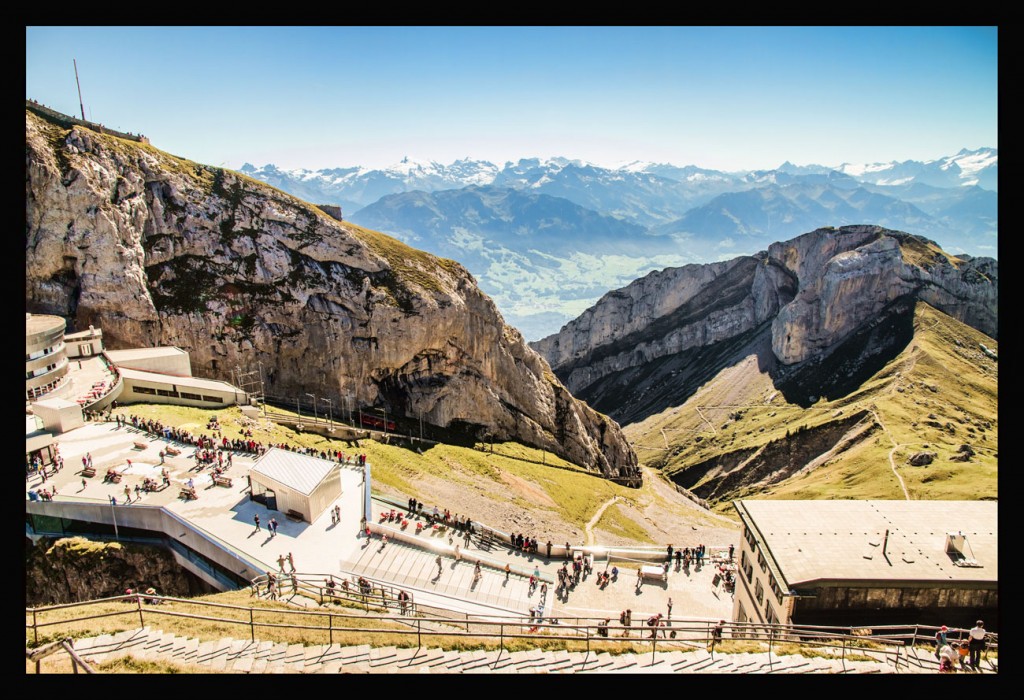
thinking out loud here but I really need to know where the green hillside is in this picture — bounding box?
[624,301,997,514]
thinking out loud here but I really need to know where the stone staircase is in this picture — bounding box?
[68,627,926,673]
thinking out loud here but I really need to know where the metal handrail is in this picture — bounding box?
[29,589,990,673]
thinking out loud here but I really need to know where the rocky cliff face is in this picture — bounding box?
[25,537,216,606]
[533,225,997,411]
[24,108,637,481]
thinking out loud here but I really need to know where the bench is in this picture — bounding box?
[286,509,304,523]
[213,476,233,488]
[133,441,148,450]
[106,472,122,483]
[179,487,197,500]
[81,466,96,478]
[165,446,181,456]
[640,565,668,582]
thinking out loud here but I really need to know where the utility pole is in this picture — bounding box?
[321,397,333,428]
[258,361,266,417]
[306,393,317,423]
[73,59,85,121]
[110,497,119,541]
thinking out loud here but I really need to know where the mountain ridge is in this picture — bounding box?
[24,107,639,482]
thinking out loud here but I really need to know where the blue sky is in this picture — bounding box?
[25,26,998,172]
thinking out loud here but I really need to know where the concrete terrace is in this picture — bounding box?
[27,420,734,625]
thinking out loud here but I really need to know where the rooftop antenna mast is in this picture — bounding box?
[73,59,85,121]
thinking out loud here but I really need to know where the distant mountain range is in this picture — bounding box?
[239,148,997,339]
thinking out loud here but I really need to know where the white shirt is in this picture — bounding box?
[969,626,986,640]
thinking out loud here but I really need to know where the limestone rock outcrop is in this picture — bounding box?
[25,537,215,606]
[533,225,997,404]
[25,108,637,481]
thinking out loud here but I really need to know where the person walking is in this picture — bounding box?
[667,597,673,619]
[254,513,261,532]
[546,540,552,560]
[504,563,511,581]
[287,552,295,573]
[277,554,287,573]
[436,555,443,576]
[269,517,278,537]
[636,567,643,590]
[711,620,724,653]
[934,625,949,660]
[968,620,987,670]
[80,478,87,492]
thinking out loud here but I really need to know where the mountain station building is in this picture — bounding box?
[731,500,997,632]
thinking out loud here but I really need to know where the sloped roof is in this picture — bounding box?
[106,347,186,362]
[250,447,338,496]
[118,367,237,392]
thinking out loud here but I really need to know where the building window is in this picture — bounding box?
[133,386,157,395]
[201,395,224,403]
[156,389,179,397]
[755,580,764,605]
[756,549,767,573]
[765,602,776,625]
[180,392,203,401]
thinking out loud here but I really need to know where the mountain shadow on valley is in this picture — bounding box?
[771,295,917,408]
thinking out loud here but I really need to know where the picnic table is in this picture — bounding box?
[81,466,96,478]
[213,475,233,488]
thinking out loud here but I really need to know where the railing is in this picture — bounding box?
[26,637,95,674]
[28,585,995,673]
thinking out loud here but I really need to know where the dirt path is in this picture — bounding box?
[585,496,622,545]
[870,406,911,500]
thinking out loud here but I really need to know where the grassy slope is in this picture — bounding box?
[624,301,997,515]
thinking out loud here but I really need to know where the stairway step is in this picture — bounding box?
[282,643,306,671]
[611,653,639,670]
[266,653,288,674]
[175,638,200,663]
[303,644,327,672]
[194,640,215,666]
[207,638,234,671]
[369,645,399,667]
[403,647,446,668]
[340,644,372,664]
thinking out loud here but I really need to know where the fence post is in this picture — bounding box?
[417,618,422,649]
[767,626,773,670]
[841,634,846,673]
[33,609,38,647]
[250,606,255,643]
[500,623,504,653]
[137,594,144,628]
[329,613,333,647]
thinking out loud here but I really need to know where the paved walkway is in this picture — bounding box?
[28,421,734,624]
